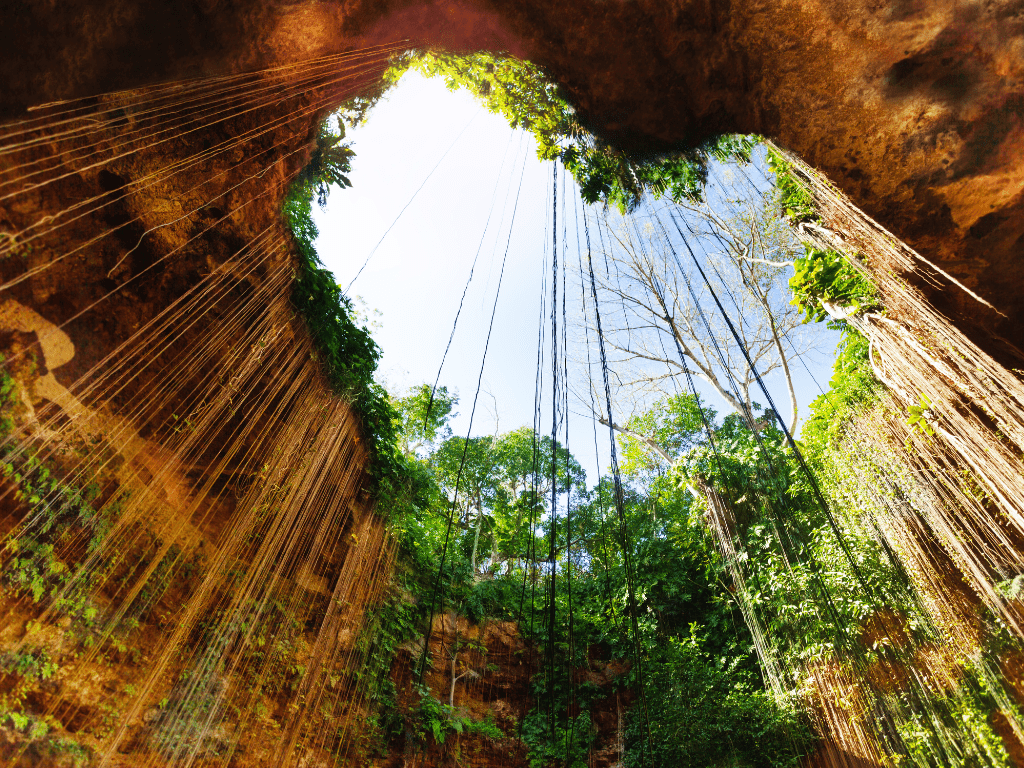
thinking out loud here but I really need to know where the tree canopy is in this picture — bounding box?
[379,383,815,767]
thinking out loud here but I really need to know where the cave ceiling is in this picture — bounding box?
[2,0,1023,356]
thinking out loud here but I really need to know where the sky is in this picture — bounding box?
[313,71,838,485]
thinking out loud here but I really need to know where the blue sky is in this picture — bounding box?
[313,71,838,484]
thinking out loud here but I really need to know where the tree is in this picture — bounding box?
[539,395,817,768]
[432,435,500,576]
[606,393,716,497]
[428,426,586,578]
[580,177,827,435]
[392,383,458,458]
[488,427,586,573]
[294,116,355,209]
[624,635,811,768]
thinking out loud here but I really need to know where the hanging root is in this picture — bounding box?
[0,44,407,767]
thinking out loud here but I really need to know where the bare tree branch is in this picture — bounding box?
[572,176,827,447]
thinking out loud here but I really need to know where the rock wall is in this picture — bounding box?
[381,612,631,768]
[2,0,1022,360]
[0,64,400,764]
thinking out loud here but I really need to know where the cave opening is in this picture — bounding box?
[0,8,1023,767]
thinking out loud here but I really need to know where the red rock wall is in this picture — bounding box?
[382,612,631,768]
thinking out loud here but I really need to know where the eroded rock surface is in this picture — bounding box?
[2,0,1022,358]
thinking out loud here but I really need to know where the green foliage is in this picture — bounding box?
[896,673,1012,768]
[619,394,715,479]
[40,737,93,767]
[444,395,810,768]
[766,151,817,223]
[426,426,586,577]
[631,313,1014,764]
[189,595,316,726]
[521,709,593,768]
[565,132,759,214]
[400,51,757,212]
[461,577,522,624]
[0,647,60,729]
[412,689,450,744]
[0,361,17,438]
[680,404,920,658]
[0,647,58,682]
[788,248,880,324]
[766,149,879,325]
[411,684,505,745]
[393,383,458,457]
[0,703,91,766]
[0,369,113,626]
[764,148,883,454]
[1,709,52,742]
[619,394,1021,766]
[624,634,812,768]
[351,574,422,749]
[432,435,501,515]
[282,119,408,502]
[369,386,812,766]
[905,393,936,437]
[798,326,879,456]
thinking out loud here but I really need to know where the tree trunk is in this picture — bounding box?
[489,526,500,575]
[450,651,458,707]
[470,501,484,576]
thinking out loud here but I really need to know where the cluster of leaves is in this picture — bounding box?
[392,383,457,458]
[368,380,1014,765]
[411,684,504,745]
[347,563,425,753]
[769,151,817,223]
[0,647,57,683]
[622,394,1022,766]
[624,635,811,768]
[765,149,879,325]
[203,596,311,714]
[294,117,355,208]
[763,150,883,450]
[2,710,52,746]
[397,51,757,212]
[520,708,593,768]
[0,645,69,749]
[680,410,915,659]
[282,123,408,502]
[797,330,878,463]
[0,458,117,627]
[788,249,880,324]
[0,646,57,719]
[375,383,814,767]
[0,369,117,631]
[897,675,1012,768]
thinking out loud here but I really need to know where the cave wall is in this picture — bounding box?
[0,3,1021,763]
[2,0,1022,361]
[0,65,404,762]
[381,612,630,768]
